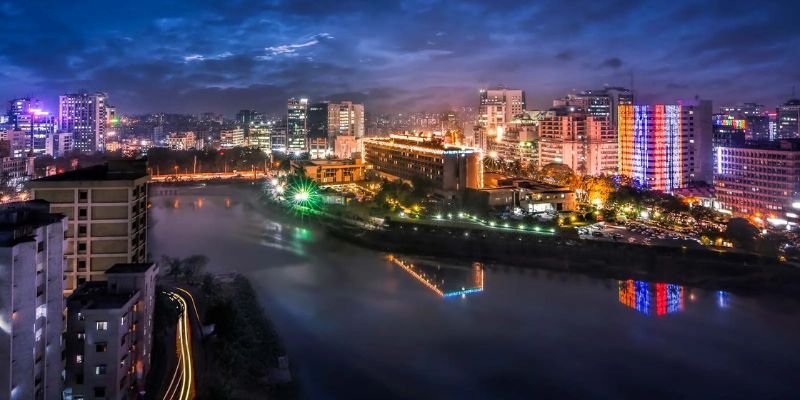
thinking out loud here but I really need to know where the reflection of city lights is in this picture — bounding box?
[618,280,684,316]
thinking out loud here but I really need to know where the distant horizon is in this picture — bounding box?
[2,1,799,116]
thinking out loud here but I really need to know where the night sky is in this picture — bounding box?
[2,0,799,115]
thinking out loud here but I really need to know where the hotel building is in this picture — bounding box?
[363,135,483,191]
[27,160,149,293]
[714,139,800,222]
[617,101,713,192]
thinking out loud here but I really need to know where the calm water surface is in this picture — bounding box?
[148,184,800,399]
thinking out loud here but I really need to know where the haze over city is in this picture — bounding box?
[2,0,800,114]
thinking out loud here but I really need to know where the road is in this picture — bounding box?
[162,289,197,400]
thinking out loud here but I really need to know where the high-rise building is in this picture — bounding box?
[7,98,56,155]
[363,135,483,191]
[287,98,309,154]
[539,109,617,176]
[270,121,288,153]
[27,160,149,293]
[58,92,111,153]
[777,99,800,139]
[64,263,158,400]
[0,201,66,400]
[617,100,713,191]
[236,109,258,138]
[714,140,800,222]
[477,87,526,151]
[307,101,365,157]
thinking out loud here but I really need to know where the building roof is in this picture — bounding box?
[0,200,64,246]
[30,160,148,183]
[106,263,156,274]
[69,282,139,310]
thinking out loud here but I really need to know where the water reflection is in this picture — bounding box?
[618,280,684,316]
[388,255,484,298]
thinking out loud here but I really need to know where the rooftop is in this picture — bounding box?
[365,136,477,153]
[106,262,156,275]
[69,282,138,310]
[30,160,148,183]
[0,200,64,246]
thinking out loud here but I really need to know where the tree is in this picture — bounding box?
[725,218,760,250]
[536,163,578,188]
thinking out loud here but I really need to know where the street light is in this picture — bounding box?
[294,190,309,203]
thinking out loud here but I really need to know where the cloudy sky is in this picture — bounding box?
[1,0,799,116]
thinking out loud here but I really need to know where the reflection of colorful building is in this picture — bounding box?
[389,256,484,297]
[618,280,684,316]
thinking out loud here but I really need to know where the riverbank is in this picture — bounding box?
[314,214,800,299]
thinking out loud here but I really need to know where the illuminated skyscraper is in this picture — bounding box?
[7,98,56,154]
[308,101,365,157]
[58,92,111,153]
[617,101,712,191]
[287,98,309,154]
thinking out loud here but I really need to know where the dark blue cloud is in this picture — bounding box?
[1,0,799,115]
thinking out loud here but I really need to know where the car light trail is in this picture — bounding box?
[162,291,195,400]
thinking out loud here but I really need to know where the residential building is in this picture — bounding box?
[64,263,158,400]
[58,92,111,153]
[27,160,149,293]
[617,100,713,191]
[291,159,368,184]
[477,87,526,151]
[539,109,617,176]
[166,132,203,150]
[0,200,66,400]
[287,98,308,154]
[45,132,74,158]
[0,129,28,157]
[363,135,483,191]
[0,156,35,187]
[714,139,800,222]
[777,99,800,139]
[219,128,244,149]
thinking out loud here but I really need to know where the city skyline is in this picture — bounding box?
[1,1,799,115]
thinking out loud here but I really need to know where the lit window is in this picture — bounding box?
[96,321,108,331]
[95,365,106,375]
[76,355,83,364]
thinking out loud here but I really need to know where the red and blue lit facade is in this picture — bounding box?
[619,104,684,192]
[618,280,684,316]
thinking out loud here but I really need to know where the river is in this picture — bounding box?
[148,183,800,399]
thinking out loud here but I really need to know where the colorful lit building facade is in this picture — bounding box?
[618,101,713,192]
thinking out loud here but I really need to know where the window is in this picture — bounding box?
[76,355,83,364]
[95,343,107,352]
[77,332,86,340]
[95,365,106,375]
[96,321,108,331]
[93,386,105,397]
[78,190,88,201]
[76,374,83,384]
[77,260,87,271]
[37,241,45,253]
[78,312,85,321]
[78,225,87,235]
[77,243,87,252]
[78,208,87,218]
